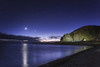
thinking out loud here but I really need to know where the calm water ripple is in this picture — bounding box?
[0,43,89,67]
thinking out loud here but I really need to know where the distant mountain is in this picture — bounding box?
[61,25,100,42]
[0,32,40,42]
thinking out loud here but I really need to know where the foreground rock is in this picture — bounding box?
[61,25,100,42]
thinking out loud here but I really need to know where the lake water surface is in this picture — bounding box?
[0,43,89,67]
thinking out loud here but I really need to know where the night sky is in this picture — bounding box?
[0,0,100,41]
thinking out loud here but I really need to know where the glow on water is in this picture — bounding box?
[0,43,90,67]
[22,43,28,67]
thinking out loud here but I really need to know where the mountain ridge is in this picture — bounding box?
[0,32,40,42]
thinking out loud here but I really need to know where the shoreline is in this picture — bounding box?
[34,41,100,46]
[1,40,100,46]
[39,46,94,67]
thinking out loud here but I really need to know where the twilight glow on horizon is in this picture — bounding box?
[0,0,100,41]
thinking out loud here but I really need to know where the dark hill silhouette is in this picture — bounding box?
[0,32,40,42]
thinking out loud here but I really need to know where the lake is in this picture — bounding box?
[0,43,89,67]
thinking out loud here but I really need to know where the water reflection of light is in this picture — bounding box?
[22,43,28,67]
[74,46,89,53]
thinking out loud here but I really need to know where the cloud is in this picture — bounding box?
[33,37,41,40]
[49,36,61,39]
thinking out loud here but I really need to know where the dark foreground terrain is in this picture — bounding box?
[39,46,100,67]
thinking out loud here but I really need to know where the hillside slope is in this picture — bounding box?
[61,25,100,42]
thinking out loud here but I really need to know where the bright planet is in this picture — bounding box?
[24,27,28,30]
